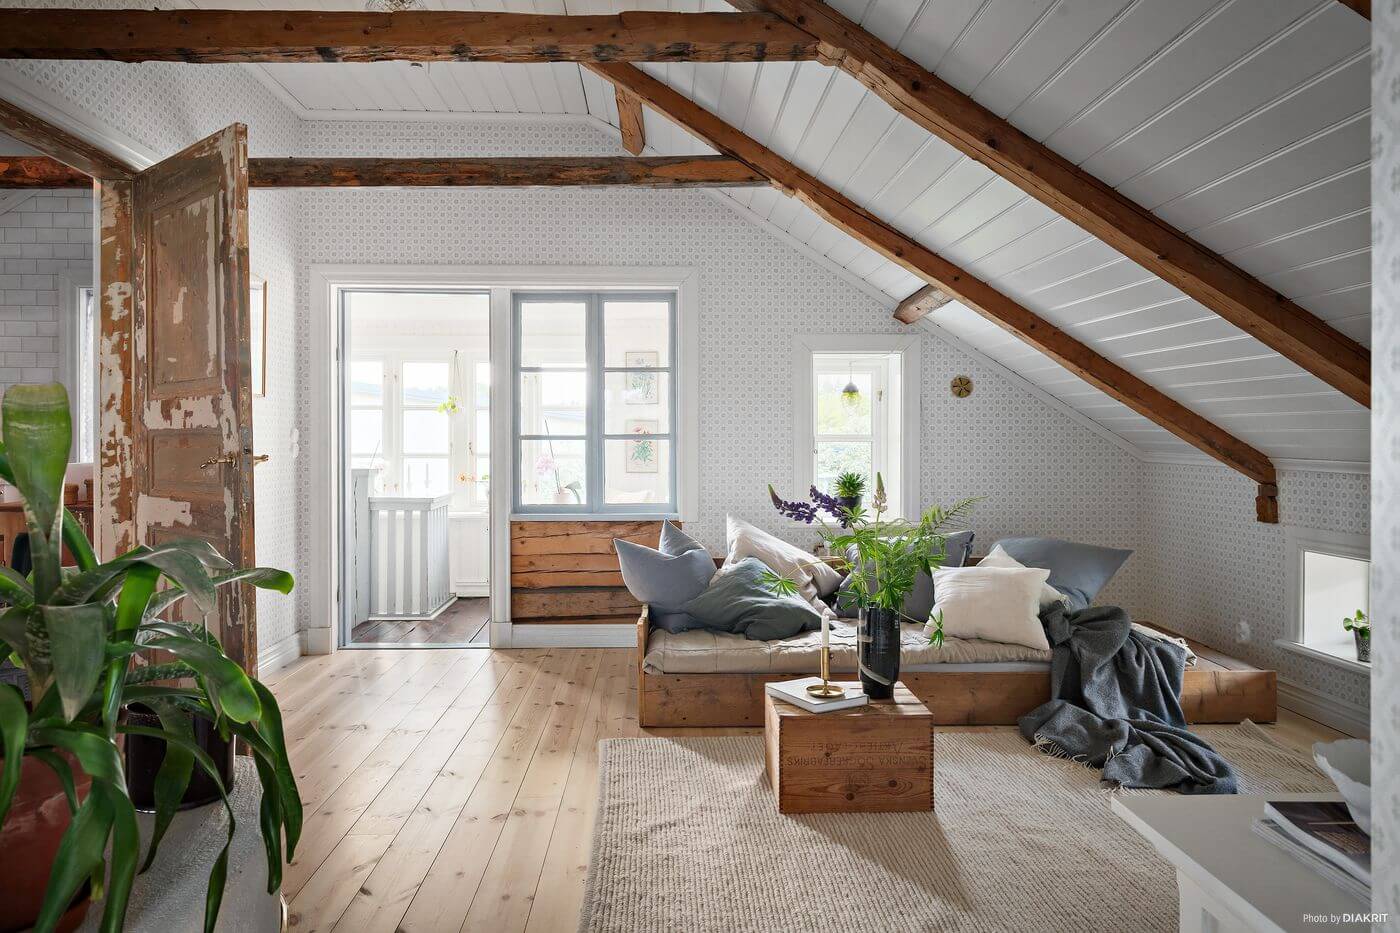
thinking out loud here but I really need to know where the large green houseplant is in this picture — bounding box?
[0,383,301,933]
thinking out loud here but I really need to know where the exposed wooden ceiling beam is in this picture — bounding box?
[0,9,820,63]
[588,62,1278,504]
[0,97,133,180]
[247,156,765,188]
[893,285,951,325]
[0,155,89,188]
[616,90,647,156]
[729,0,1370,408]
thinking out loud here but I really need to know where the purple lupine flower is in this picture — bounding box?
[768,484,818,523]
[809,486,848,521]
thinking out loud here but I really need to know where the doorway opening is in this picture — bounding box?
[341,289,491,647]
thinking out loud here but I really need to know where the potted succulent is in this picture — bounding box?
[767,475,978,698]
[1343,609,1369,663]
[0,383,301,933]
[832,471,866,517]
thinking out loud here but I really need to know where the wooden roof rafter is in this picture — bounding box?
[587,62,1280,521]
[0,155,89,188]
[728,0,1370,409]
[0,9,822,63]
[247,155,763,187]
[0,98,133,180]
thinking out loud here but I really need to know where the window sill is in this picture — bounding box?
[1273,639,1371,675]
[510,512,681,522]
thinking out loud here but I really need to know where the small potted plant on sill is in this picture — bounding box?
[1343,609,1369,663]
[832,471,866,517]
[766,475,978,698]
[0,383,302,933]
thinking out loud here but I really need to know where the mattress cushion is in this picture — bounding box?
[642,619,1053,675]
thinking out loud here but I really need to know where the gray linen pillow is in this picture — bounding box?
[615,521,715,633]
[833,529,975,621]
[989,536,1132,611]
[680,557,821,640]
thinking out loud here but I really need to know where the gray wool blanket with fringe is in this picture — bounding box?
[1018,604,1238,795]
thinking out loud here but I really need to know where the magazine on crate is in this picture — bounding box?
[765,678,869,713]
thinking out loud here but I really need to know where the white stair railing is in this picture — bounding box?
[366,494,453,620]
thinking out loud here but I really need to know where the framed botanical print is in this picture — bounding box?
[625,419,659,473]
[250,276,268,397]
[623,350,659,404]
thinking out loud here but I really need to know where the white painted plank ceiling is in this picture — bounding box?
[213,0,1373,464]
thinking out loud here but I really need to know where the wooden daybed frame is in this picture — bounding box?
[634,607,1277,729]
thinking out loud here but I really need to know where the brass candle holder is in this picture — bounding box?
[806,645,846,698]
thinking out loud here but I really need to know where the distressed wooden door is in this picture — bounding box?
[124,124,257,672]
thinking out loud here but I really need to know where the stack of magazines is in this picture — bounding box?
[1253,801,1370,901]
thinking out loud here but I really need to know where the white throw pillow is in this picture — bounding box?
[978,545,1069,610]
[927,566,1052,651]
[724,515,843,604]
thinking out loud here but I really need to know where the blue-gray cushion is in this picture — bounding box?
[615,521,715,633]
[989,536,1132,611]
[680,557,821,640]
[833,529,975,621]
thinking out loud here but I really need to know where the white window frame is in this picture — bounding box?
[512,290,680,516]
[793,335,920,521]
[1277,525,1371,674]
[56,266,95,462]
[347,345,491,513]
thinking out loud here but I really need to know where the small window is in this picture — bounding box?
[1284,527,1370,667]
[794,339,916,520]
[513,292,677,513]
[75,287,96,463]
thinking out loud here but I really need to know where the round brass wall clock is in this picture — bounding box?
[950,375,973,398]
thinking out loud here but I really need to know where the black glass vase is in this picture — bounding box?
[858,605,901,700]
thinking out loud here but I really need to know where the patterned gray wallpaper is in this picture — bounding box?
[1371,0,1398,919]
[1141,463,1370,715]
[295,130,1149,611]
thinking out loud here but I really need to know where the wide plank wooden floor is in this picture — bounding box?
[350,598,490,646]
[268,647,1344,933]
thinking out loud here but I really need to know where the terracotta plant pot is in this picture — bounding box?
[0,755,92,933]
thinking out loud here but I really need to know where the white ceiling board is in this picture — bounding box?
[158,0,1370,467]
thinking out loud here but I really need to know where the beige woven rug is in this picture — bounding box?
[579,724,1329,933]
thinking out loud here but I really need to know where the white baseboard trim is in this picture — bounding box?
[304,626,335,656]
[1277,678,1370,738]
[258,632,304,678]
[454,584,490,598]
[509,623,634,648]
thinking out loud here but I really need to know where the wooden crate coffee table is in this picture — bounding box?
[763,681,935,814]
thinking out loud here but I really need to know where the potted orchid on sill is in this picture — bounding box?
[765,474,979,698]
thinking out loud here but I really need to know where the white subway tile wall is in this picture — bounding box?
[0,191,91,386]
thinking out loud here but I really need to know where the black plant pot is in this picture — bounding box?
[858,605,901,700]
[125,703,235,811]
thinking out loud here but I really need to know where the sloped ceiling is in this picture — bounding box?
[224,0,1372,464]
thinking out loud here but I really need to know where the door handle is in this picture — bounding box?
[200,453,269,469]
